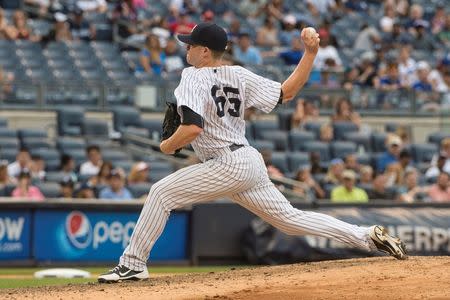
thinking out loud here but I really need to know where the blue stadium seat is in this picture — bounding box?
[114,160,133,173]
[270,152,289,174]
[288,130,316,151]
[31,148,61,172]
[61,149,86,167]
[0,117,7,127]
[0,128,17,138]
[277,109,294,131]
[303,122,323,139]
[57,107,85,136]
[141,119,162,140]
[252,120,278,139]
[149,162,175,182]
[36,182,61,198]
[356,153,372,166]
[102,150,129,162]
[332,122,359,140]
[303,141,331,162]
[0,148,17,163]
[343,132,372,152]
[57,137,86,152]
[249,140,275,152]
[82,119,109,138]
[330,141,357,159]
[287,152,310,172]
[45,171,66,183]
[411,143,438,163]
[22,138,52,150]
[371,132,387,153]
[18,129,47,140]
[128,183,152,198]
[428,132,450,147]
[112,106,143,133]
[260,130,289,151]
[0,138,19,150]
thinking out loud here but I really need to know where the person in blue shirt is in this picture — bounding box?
[412,61,433,92]
[135,33,166,76]
[376,135,402,174]
[279,36,303,65]
[233,32,262,65]
[99,168,133,200]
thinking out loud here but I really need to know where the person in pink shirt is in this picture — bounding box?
[427,172,450,202]
[11,170,44,201]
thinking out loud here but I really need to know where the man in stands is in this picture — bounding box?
[99,168,133,200]
[427,172,450,202]
[376,135,402,174]
[7,148,31,178]
[80,145,103,177]
[331,170,368,203]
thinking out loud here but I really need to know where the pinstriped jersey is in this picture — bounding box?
[174,65,281,161]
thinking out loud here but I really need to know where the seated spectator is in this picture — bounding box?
[164,38,185,74]
[315,30,342,71]
[59,176,75,198]
[80,145,103,177]
[0,8,16,39]
[76,0,107,14]
[59,154,78,183]
[354,23,381,52]
[99,168,133,200]
[427,172,450,202]
[324,158,345,185]
[331,98,361,127]
[128,162,150,184]
[24,0,63,16]
[344,153,360,173]
[359,165,373,184]
[75,181,96,199]
[314,65,340,89]
[319,123,334,143]
[412,61,433,92]
[11,10,40,41]
[411,20,437,51]
[0,66,14,100]
[310,151,326,174]
[256,16,280,47]
[279,36,303,65]
[291,99,318,128]
[233,32,262,65]
[331,170,369,203]
[431,3,446,35]
[30,155,46,181]
[397,168,428,203]
[306,0,336,15]
[0,161,16,189]
[398,45,416,87]
[69,9,95,41]
[395,126,411,146]
[398,149,413,173]
[369,174,391,200]
[376,134,402,174]
[426,151,448,179]
[47,13,72,42]
[375,62,403,91]
[381,22,412,49]
[136,34,166,76]
[11,170,44,201]
[261,149,284,178]
[151,16,171,48]
[169,10,195,36]
[294,164,325,200]
[279,15,300,47]
[437,15,450,47]
[91,161,113,186]
[383,162,402,187]
[227,19,241,44]
[429,138,450,174]
[8,148,31,178]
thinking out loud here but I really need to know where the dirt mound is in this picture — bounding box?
[2,256,450,300]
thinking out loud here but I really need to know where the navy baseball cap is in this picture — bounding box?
[177,22,228,52]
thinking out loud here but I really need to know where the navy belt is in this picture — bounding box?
[229,144,244,152]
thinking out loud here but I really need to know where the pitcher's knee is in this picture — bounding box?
[146,181,173,210]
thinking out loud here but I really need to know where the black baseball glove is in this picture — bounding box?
[161,101,181,154]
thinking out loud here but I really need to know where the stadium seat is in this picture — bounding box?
[428,132,450,147]
[141,119,162,140]
[260,130,289,151]
[332,122,359,140]
[112,106,143,133]
[31,148,61,172]
[303,122,323,139]
[45,171,66,183]
[356,153,372,166]
[102,150,130,162]
[288,130,316,151]
[128,183,152,198]
[0,117,7,127]
[343,132,372,152]
[0,128,17,138]
[287,152,310,172]
[149,161,175,182]
[411,143,438,163]
[36,182,61,198]
[330,141,357,159]
[371,132,387,153]
[249,139,275,151]
[57,107,85,136]
[277,109,294,131]
[114,160,133,173]
[270,152,289,174]
[22,138,53,150]
[57,137,86,152]
[245,122,254,141]
[61,149,86,167]
[303,141,331,162]
[82,119,109,138]
[0,138,19,150]
[0,148,17,163]
[18,129,47,140]
[252,120,278,139]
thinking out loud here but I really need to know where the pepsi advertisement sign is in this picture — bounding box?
[0,211,31,260]
[33,210,188,262]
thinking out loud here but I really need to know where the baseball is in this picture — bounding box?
[304,27,317,38]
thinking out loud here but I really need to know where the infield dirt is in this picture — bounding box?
[1,256,449,300]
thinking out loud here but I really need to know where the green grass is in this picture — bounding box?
[0,266,244,289]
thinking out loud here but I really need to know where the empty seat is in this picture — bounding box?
[0,148,17,163]
[356,153,372,166]
[303,141,331,162]
[18,129,47,140]
[30,148,60,171]
[343,132,372,152]
[57,106,85,136]
[102,150,129,162]
[288,130,316,151]
[114,160,133,173]
[277,109,294,131]
[141,119,162,140]
[149,162,175,182]
[249,139,275,151]
[36,182,60,198]
[411,143,438,163]
[330,141,357,159]
[0,128,16,138]
[270,152,289,174]
[128,183,152,198]
[0,117,7,127]
[112,106,143,133]
[371,132,387,153]
[57,137,86,152]
[259,130,288,151]
[82,119,109,138]
[332,122,359,140]
[303,122,323,138]
[287,152,310,172]
[428,132,450,146]
[252,120,278,139]
[21,137,52,150]
[0,137,19,150]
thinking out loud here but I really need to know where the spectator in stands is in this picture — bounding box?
[331,169,368,203]
[319,123,333,143]
[411,20,437,51]
[233,32,262,65]
[315,29,342,71]
[0,161,16,188]
[381,22,412,49]
[75,181,96,199]
[369,174,391,200]
[30,155,46,181]
[202,0,232,19]
[239,0,266,22]
[379,2,396,33]
[136,34,165,76]
[354,23,381,52]
[374,62,403,107]
[427,172,450,202]
[264,0,289,22]
[398,45,416,87]
[279,15,300,47]
[69,8,95,41]
[151,16,171,48]
[256,16,280,47]
[437,15,450,47]
[169,10,195,36]
[376,134,402,174]
[412,61,433,92]
[24,0,64,16]
[11,170,44,201]
[383,162,402,187]
[426,151,448,180]
[294,164,325,200]
[227,19,241,44]
[431,3,446,35]
[164,37,185,74]
[279,36,303,66]
[307,0,336,15]
[51,12,72,42]
[91,161,113,186]
[344,154,360,173]
[324,158,345,185]
[59,176,74,198]
[331,98,361,128]
[80,145,102,177]
[310,151,326,174]
[112,0,138,38]
[291,99,318,128]
[59,154,78,183]
[261,149,284,178]
[0,8,16,39]
[359,165,373,184]
[0,66,14,100]
[397,168,427,203]
[170,0,198,15]
[128,162,150,184]
[76,0,107,14]
[99,168,133,200]
[8,148,31,178]
[11,10,39,41]
[405,4,424,31]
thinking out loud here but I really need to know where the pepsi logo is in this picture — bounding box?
[65,211,92,249]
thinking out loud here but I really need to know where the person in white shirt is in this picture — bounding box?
[76,0,107,13]
[79,145,103,177]
[315,30,342,70]
[7,148,31,178]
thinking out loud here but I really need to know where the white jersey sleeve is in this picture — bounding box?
[174,67,207,117]
[239,67,282,113]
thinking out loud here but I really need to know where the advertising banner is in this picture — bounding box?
[33,210,188,262]
[0,211,31,260]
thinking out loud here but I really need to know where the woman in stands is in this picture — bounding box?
[136,33,166,77]
[128,162,150,184]
[11,10,40,41]
[91,161,113,186]
[0,161,16,189]
[331,97,361,128]
[291,98,319,128]
[11,170,44,201]
[0,9,16,40]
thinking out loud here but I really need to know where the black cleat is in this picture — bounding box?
[370,225,407,260]
[98,265,149,283]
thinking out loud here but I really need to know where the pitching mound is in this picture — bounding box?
[2,256,450,300]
